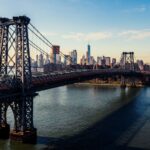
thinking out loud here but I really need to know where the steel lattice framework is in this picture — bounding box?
[0,16,36,143]
[0,22,9,75]
[120,52,135,71]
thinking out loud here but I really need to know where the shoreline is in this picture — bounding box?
[74,82,143,87]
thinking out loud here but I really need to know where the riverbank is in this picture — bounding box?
[75,82,143,87]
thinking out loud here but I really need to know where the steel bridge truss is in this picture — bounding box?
[120,52,135,71]
[0,16,36,143]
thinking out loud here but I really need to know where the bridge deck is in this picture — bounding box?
[0,69,149,94]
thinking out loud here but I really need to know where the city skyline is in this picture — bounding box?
[0,0,150,63]
[31,47,147,72]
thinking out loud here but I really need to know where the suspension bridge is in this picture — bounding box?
[0,16,150,144]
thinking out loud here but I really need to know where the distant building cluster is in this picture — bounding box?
[30,44,150,72]
[31,53,50,68]
[136,60,150,71]
[80,44,96,65]
[80,44,116,68]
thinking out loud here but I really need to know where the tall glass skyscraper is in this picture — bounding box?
[70,50,77,65]
[87,44,91,65]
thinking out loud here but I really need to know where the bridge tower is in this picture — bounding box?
[0,16,36,143]
[120,52,136,87]
[120,52,134,71]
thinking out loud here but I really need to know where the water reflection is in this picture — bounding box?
[34,85,141,138]
[1,85,147,150]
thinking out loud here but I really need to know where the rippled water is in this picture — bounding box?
[0,84,147,150]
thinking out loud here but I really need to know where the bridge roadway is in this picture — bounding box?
[0,69,149,95]
[32,69,145,91]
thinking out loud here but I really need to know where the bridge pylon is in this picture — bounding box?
[120,76,126,88]
[120,52,137,88]
[120,52,135,71]
[0,16,36,143]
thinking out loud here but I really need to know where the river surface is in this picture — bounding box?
[0,84,149,150]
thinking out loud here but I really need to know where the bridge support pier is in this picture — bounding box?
[130,77,136,88]
[10,128,37,144]
[0,94,37,144]
[120,76,126,88]
[143,77,150,86]
[10,94,37,144]
[0,101,10,139]
[0,124,10,139]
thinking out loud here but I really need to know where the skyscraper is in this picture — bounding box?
[112,58,116,67]
[45,54,50,65]
[36,54,39,67]
[80,55,86,65]
[97,57,103,66]
[137,60,144,71]
[52,45,60,64]
[87,44,91,65]
[104,56,111,66]
[70,50,77,65]
[39,53,44,67]
[64,55,71,65]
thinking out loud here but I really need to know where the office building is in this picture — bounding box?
[112,58,116,67]
[87,44,91,65]
[137,60,144,71]
[70,50,77,65]
[38,53,44,68]
[52,45,60,64]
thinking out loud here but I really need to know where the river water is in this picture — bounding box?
[0,84,149,150]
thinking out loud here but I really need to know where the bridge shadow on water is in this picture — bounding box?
[37,88,150,150]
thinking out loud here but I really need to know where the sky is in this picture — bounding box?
[0,0,150,63]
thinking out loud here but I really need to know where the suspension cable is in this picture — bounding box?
[30,23,53,46]
[28,26,51,48]
[29,40,49,56]
[11,24,72,63]
[29,23,72,61]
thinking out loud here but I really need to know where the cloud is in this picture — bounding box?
[41,29,150,41]
[62,32,112,41]
[119,29,150,40]
[123,5,146,13]
[62,32,84,40]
